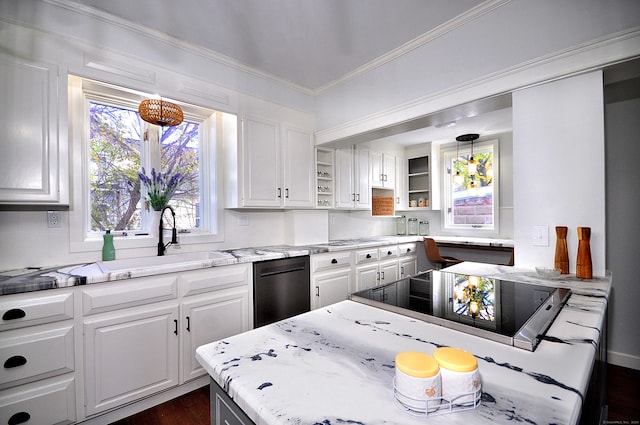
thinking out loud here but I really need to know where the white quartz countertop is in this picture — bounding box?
[195,263,609,425]
[1,236,514,294]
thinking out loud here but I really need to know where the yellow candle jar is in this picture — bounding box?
[432,347,481,405]
[394,351,441,412]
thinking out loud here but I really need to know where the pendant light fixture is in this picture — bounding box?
[138,97,184,127]
[456,133,480,196]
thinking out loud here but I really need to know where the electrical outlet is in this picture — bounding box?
[47,210,61,228]
[238,214,249,226]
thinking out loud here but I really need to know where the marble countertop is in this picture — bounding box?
[195,262,609,425]
[0,235,514,295]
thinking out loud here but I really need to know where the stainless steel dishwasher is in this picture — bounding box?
[253,256,310,327]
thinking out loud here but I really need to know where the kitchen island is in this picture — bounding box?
[195,262,610,424]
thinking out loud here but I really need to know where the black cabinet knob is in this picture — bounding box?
[2,309,26,321]
[331,259,338,264]
[366,254,371,259]
[387,251,392,256]
[4,355,27,369]
[8,412,31,425]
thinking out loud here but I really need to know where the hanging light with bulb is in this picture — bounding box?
[456,133,480,196]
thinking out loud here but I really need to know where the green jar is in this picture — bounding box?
[102,230,116,261]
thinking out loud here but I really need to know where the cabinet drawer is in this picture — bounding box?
[0,322,74,390]
[180,264,250,298]
[311,251,352,273]
[354,248,378,264]
[378,246,398,259]
[82,274,178,316]
[0,375,76,425]
[398,243,418,257]
[0,290,73,331]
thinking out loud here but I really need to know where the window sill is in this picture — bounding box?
[70,230,223,253]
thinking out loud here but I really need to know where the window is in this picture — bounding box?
[69,76,224,252]
[442,140,498,231]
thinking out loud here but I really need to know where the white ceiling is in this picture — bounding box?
[68,0,512,142]
[68,0,485,91]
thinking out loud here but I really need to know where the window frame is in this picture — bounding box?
[441,138,500,235]
[69,76,224,253]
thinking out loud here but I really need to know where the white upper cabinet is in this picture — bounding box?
[282,125,315,207]
[335,147,370,209]
[229,108,315,209]
[370,151,396,189]
[0,53,68,205]
[241,115,282,207]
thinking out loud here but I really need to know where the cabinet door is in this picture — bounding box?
[399,257,417,278]
[371,152,396,189]
[370,151,384,188]
[355,263,378,292]
[379,259,398,285]
[0,54,67,204]
[383,153,396,189]
[241,115,281,207]
[283,126,315,207]
[312,270,351,309]
[181,289,249,383]
[354,149,371,208]
[334,148,355,208]
[83,303,179,415]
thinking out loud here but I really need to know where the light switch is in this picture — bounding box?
[531,225,549,246]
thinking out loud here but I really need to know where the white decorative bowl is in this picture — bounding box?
[535,267,561,278]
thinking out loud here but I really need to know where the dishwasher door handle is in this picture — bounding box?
[259,263,307,277]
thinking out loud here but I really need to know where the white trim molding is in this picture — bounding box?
[315,27,640,146]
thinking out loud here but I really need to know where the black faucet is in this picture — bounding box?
[158,205,178,256]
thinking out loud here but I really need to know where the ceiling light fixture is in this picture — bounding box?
[139,98,184,127]
[456,133,480,196]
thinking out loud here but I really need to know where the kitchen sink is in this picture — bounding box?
[96,251,230,273]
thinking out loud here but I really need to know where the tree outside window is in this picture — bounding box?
[444,142,497,230]
[89,102,201,232]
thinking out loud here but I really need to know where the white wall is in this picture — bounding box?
[605,93,640,369]
[512,71,606,275]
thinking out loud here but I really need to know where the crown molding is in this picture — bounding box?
[313,0,511,94]
[315,27,640,145]
[42,0,317,96]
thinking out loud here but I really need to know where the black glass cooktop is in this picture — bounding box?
[349,270,571,351]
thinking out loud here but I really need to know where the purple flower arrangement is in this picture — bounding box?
[138,167,183,211]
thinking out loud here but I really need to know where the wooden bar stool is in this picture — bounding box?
[423,238,463,270]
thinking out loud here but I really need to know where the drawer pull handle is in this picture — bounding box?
[331,259,338,264]
[8,412,31,425]
[366,254,371,259]
[174,319,178,335]
[406,248,411,252]
[2,309,26,321]
[387,250,392,256]
[186,316,191,332]
[4,355,27,369]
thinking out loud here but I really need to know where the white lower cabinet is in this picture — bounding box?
[0,375,76,425]
[311,251,353,309]
[311,270,352,309]
[81,264,251,419]
[399,256,417,278]
[0,289,76,424]
[354,246,399,292]
[181,288,249,383]
[83,302,180,416]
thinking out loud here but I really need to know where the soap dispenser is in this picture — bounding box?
[102,230,116,261]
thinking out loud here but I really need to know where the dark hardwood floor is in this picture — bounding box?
[111,364,640,424]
